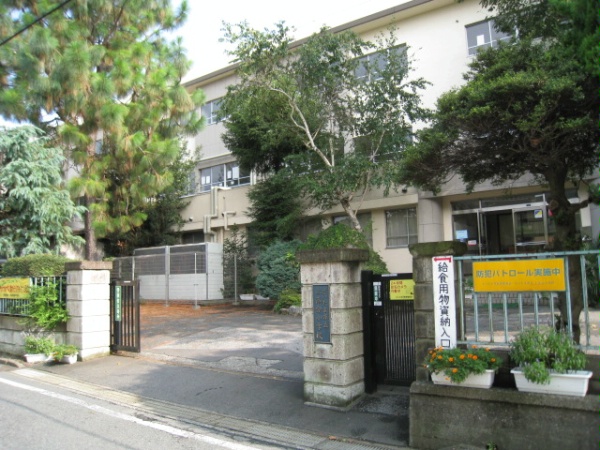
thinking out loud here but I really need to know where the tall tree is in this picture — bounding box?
[0,126,85,257]
[220,23,429,232]
[401,0,599,340]
[0,0,204,260]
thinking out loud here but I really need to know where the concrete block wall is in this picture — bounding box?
[297,249,369,410]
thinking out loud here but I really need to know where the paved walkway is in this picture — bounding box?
[2,303,413,449]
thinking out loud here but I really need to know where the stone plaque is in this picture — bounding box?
[313,284,331,343]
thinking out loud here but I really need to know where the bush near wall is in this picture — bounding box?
[1,254,73,276]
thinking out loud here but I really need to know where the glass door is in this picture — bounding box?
[513,207,548,253]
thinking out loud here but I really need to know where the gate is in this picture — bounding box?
[110,280,141,352]
[362,271,415,392]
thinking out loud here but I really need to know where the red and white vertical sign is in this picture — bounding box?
[432,255,456,349]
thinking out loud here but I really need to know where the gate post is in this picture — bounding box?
[409,242,466,382]
[65,261,113,361]
[296,248,369,410]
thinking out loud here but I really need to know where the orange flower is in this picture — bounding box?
[491,358,496,363]
[471,345,478,349]
[472,355,478,360]
[467,354,473,359]
[437,355,443,360]
[452,368,458,373]
[448,357,454,362]
[459,354,465,360]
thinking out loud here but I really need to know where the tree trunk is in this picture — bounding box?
[547,174,583,342]
[339,197,362,232]
[84,196,99,261]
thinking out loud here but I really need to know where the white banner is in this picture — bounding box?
[432,255,456,349]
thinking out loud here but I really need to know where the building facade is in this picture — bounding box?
[178,0,598,274]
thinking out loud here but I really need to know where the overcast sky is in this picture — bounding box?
[174,0,404,81]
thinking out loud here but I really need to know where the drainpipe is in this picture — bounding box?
[203,186,230,242]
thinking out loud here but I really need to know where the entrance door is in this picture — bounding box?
[362,272,415,392]
[110,280,141,352]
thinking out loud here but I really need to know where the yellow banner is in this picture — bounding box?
[390,279,414,300]
[473,259,565,292]
[0,278,30,299]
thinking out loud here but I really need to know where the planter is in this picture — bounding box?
[24,353,51,363]
[431,369,495,388]
[239,294,255,301]
[511,368,592,397]
[59,354,78,364]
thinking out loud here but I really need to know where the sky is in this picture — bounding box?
[173,0,404,81]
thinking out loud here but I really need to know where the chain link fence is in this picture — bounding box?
[111,243,224,305]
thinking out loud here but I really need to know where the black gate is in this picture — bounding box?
[110,280,140,352]
[362,271,415,392]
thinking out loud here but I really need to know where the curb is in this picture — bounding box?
[0,356,25,368]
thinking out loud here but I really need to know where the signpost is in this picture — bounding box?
[432,256,456,349]
[313,284,331,344]
[473,259,566,292]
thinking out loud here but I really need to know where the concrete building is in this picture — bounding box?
[178,0,597,274]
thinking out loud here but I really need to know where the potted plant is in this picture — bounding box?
[23,335,55,363]
[425,345,502,388]
[53,344,79,364]
[509,326,592,396]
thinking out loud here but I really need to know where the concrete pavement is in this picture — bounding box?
[1,303,414,449]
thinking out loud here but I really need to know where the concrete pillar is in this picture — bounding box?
[409,242,466,382]
[65,261,113,360]
[417,196,444,242]
[296,248,369,410]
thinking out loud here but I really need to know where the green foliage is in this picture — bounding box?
[0,1,204,260]
[425,345,502,384]
[102,145,199,256]
[2,254,72,277]
[24,335,55,356]
[53,343,78,360]
[298,223,388,274]
[273,289,302,313]
[246,174,305,248]
[255,240,302,300]
[221,22,429,232]
[509,327,587,384]
[0,126,85,257]
[22,284,69,332]
[223,227,255,298]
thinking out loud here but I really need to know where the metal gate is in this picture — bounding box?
[110,280,140,352]
[362,271,415,392]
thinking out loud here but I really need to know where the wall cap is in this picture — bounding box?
[296,248,369,264]
[65,261,113,271]
[409,241,467,258]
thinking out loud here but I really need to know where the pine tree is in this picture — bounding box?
[0,0,204,260]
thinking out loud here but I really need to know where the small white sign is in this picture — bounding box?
[432,256,457,349]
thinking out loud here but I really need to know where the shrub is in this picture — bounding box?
[255,240,302,300]
[2,254,72,277]
[425,345,502,383]
[53,344,78,360]
[21,283,69,332]
[274,289,301,313]
[24,335,55,355]
[298,223,388,274]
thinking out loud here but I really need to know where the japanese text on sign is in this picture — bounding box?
[390,279,414,300]
[313,284,331,343]
[432,256,456,349]
[473,259,565,292]
[0,278,30,299]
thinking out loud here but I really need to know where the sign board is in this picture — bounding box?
[114,285,122,322]
[0,278,30,299]
[313,284,331,343]
[432,256,456,349]
[473,259,565,292]
[373,281,382,306]
[390,279,414,300]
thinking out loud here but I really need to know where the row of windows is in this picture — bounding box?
[186,162,251,195]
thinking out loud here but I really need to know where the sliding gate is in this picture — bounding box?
[362,271,416,392]
[110,280,141,352]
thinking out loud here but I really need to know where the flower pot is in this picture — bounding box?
[60,354,78,364]
[24,353,51,363]
[431,369,495,388]
[511,368,592,397]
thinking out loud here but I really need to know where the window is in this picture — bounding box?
[185,170,197,196]
[94,139,103,155]
[385,208,417,247]
[466,19,512,55]
[200,163,250,192]
[354,46,407,82]
[201,98,222,125]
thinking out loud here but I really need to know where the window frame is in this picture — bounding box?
[201,98,222,125]
[466,19,513,56]
[385,207,418,248]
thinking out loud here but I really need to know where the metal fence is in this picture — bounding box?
[0,276,67,316]
[456,250,599,353]
[111,243,224,305]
